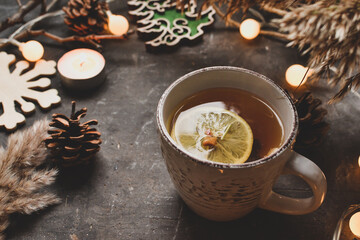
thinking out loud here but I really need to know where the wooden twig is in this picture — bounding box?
[248,8,265,23]
[0,9,63,48]
[260,30,288,40]
[261,4,287,16]
[21,29,135,49]
[211,3,240,28]
[16,0,23,7]
[9,9,63,39]
[211,2,288,41]
[45,0,60,12]
[40,0,47,14]
[0,0,43,33]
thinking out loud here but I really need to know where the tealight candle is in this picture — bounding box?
[285,64,312,87]
[57,48,105,90]
[108,13,129,36]
[239,19,260,40]
[19,40,44,62]
[349,212,360,237]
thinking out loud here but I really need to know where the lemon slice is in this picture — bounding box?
[171,106,253,164]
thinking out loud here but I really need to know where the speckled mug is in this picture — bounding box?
[156,66,327,221]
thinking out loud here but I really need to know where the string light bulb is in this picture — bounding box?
[350,212,360,237]
[108,13,129,36]
[239,19,261,40]
[19,40,44,62]
[285,64,312,87]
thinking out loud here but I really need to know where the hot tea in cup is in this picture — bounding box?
[157,66,326,221]
[168,88,283,164]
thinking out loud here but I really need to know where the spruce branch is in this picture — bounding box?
[210,2,240,27]
[0,119,60,237]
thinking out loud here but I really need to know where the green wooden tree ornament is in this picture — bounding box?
[128,0,215,51]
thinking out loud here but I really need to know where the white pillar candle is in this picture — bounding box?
[57,48,105,90]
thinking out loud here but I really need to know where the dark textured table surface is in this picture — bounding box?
[0,1,360,239]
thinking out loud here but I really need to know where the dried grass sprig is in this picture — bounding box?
[276,0,360,101]
[329,72,360,103]
[0,119,60,239]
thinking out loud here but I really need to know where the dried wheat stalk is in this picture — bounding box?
[275,0,360,102]
[0,119,60,239]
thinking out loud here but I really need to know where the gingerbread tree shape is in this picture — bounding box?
[0,52,61,131]
[128,0,215,51]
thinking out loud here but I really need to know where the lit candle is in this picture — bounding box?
[239,19,260,40]
[285,64,312,87]
[349,212,360,237]
[57,48,105,90]
[108,13,129,36]
[19,40,44,62]
[358,155,360,167]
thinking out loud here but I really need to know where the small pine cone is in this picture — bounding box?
[45,101,102,167]
[63,0,109,35]
[293,92,330,150]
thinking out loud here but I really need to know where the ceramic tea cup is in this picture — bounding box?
[156,66,327,221]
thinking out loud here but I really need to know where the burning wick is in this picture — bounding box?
[57,48,105,90]
[78,53,88,69]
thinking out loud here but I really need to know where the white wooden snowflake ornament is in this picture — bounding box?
[0,51,61,131]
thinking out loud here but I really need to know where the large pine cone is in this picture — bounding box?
[63,0,109,35]
[293,92,330,150]
[45,101,102,167]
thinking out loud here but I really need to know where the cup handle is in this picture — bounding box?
[259,151,327,215]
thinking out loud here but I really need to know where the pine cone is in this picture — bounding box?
[63,0,109,35]
[45,101,102,167]
[293,92,330,150]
